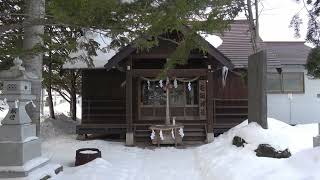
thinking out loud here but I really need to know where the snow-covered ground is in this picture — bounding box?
[1,102,319,180]
[38,117,320,180]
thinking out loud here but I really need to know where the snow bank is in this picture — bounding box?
[43,102,81,120]
[52,158,112,180]
[196,118,319,180]
[40,115,78,139]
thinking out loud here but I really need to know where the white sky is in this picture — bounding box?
[258,0,309,41]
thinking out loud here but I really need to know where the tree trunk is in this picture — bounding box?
[47,88,55,119]
[70,70,77,121]
[23,0,45,136]
[246,0,258,53]
[47,58,55,119]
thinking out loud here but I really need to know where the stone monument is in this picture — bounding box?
[0,57,62,178]
[313,124,320,147]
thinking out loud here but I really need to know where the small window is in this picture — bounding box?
[282,73,304,93]
[267,73,282,92]
[267,72,304,93]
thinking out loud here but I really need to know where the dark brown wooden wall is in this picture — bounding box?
[82,69,126,99]
[82,69,126,124]
[213,71,248,99]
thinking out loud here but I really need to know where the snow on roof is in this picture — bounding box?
[62,32,118,69]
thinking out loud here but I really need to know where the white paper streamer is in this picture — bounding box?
[150,129,155,140]
[159,130,164,140]
[14,99,19,108]
[159,80,163,88]
[222,66,229,88]
[171,129,175,139]
[2,98,7,105]
[147,80,150,90]
[179,128,184,138]
[28,100,36,108]
[188,82,192,91]
[174,79,178,88]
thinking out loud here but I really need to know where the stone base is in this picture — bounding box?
[0,157,49,178]
[0,124,36,142]
[206,132,214,143]
[126,132,134,146]
[0,138,41,166]
[313,135,320,147]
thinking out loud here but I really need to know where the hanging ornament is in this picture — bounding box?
[147,80,150,90]
[222,66,229,88]
[28,100,36,108]
[159,80,163,88]
[188,82,192,91]
[14,99,19,108]
[171,129,175,139]
[150,129,156,140]
[179,128,184,138]
[159,130,164,140]
[173,78,178,89]
[2,98,7,106]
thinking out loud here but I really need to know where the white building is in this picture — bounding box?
[265,42,316,124]
[216,20,315,125]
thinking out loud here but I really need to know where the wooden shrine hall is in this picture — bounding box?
[77,36,248,145]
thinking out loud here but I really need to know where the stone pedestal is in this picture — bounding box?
[206,132,214,143]
[313,136,320,147]
[126,132,134,146]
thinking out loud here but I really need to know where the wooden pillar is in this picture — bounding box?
[126,57,134,146]
[248,50,268,129]
[207,65,214,143]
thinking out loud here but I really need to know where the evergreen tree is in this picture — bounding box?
[0,0,25,69]
[48,0,244,69]
[291,1,320,78]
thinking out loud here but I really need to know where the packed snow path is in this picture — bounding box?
[132,148,202,180]
[43,137,203,180]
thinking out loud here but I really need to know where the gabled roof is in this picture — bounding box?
[215,20,281,68]
[104,35,234,71]
[265,41,312,65]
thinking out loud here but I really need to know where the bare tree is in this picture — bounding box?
[244,0,260,53]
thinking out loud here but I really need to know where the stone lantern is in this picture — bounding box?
[0,57,61,178]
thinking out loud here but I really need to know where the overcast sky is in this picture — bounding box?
[258,0,309,41]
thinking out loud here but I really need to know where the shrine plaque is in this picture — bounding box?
[199,80,207,120]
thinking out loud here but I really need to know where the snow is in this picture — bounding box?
[1,100,320,180]
[40,114,78,140]
[42,101,82,120]
[63,32,118,69]
[37,117,320,180]
[196,118,320,180]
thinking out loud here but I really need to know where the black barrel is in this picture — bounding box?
[75,148,102,166]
